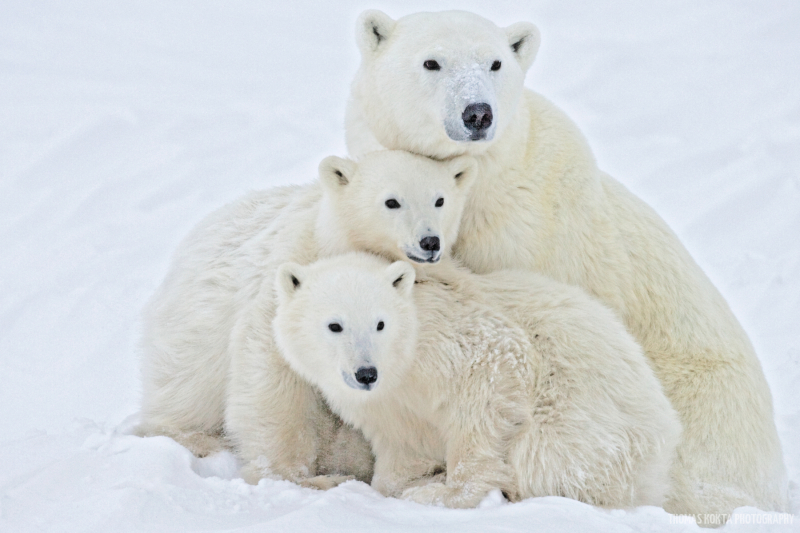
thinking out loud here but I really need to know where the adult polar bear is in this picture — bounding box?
[346,10,787,516]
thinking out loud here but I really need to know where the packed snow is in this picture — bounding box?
[1,0,798,531]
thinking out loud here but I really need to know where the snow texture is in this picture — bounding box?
[1,0,798,531]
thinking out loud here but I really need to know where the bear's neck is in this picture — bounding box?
[314,196,354,258]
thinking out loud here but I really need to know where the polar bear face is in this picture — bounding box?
[318,150,475,264]
[274,253,417,402]
[349,10,539,158]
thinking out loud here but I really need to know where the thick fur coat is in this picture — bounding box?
[274,253,682,509]
[137,150,475,487]
[345,9,787,515]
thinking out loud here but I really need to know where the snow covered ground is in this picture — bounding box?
[1,0,798,531]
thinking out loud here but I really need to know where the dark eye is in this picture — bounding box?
[491,60,501,71]
[423,60,440,71]
[435,198,444,207]
[328,323,343,333]
[377,321,384,331]
[385,199,401,209]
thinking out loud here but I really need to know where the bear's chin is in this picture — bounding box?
[406,254,440,264]
[403,250,441,264]
[445,128,495,143]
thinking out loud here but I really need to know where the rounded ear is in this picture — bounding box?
[356,10,396,57]
[319,156,357,192]
[385,261,416,298]
[449,155,478,192]
[504,22,540,72]
[275,262,305,304]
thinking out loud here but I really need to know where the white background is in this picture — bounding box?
[1,1,798,531]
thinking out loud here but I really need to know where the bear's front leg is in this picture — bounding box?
[400,445,512,508]
[225,304,348,488]
[370,440,446,499]
[227,353,326,485]
[400,469,504,509]
[403,338,524,508]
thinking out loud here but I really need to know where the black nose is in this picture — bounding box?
[462,103,493,132]
[355,366,378,385]
[420,236,440,252]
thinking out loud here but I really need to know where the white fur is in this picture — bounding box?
[274,252,682,509]
[346,10,788,516]
[136,150,475,486]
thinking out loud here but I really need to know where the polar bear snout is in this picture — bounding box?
[343,366,379,391]
[420,236,440,253]
[462,103,493,138]
[402,232,444,264]
[355,366,378,386]
[398,232,443,263]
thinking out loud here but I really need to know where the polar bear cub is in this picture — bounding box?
[137,149,475,487]
[273,252,682,509]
